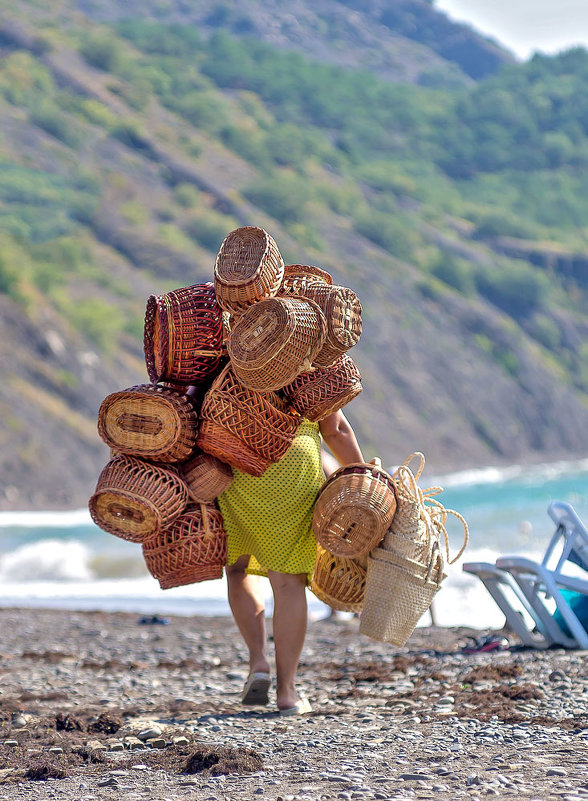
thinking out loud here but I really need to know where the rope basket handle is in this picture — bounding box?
[320,457,390,491]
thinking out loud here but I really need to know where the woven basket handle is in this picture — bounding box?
[200,503,213,539]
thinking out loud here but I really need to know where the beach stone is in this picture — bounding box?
[546,767,568,776]
[86,740,107,752]
[3,741,18,747]
[138,725,164,741]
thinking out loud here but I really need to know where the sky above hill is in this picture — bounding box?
[435,0,588,60]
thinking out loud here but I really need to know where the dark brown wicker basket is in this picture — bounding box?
[144,282,224,386]
[196,364,301,476]
[142,503,227,589]
[89,455,188,542]
[180,451,234,502]
[227,296,327,391]
[97,384,198,463]
[293,284,362,367]
[283,354,362,421]
[214,226,284,316]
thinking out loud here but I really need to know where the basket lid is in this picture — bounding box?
[214,226,282,286]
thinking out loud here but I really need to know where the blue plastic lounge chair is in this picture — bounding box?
[463,501,588,649]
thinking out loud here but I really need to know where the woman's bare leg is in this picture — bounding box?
[226,556,270,675]
[268,570,308,710]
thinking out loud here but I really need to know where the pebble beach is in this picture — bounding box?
[0,608,587,800]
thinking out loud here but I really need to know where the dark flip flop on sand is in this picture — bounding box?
[241,672,271,705]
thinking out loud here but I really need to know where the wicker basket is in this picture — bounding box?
[214,226,284,316]
[294,284,362,367]
[359,546,444,646]
[310,544,366,613]
[227,296,327,392]
[279,264,333,295]
[97,384,198,463]
[144,282,225,386]
[283,354,362,421]
[312,459,397,558]
[196,364,301,476]
[180,451,234,502]
[142,503,227,589]
[89,455,188,542]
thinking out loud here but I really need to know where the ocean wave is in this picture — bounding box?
[0,509,92,528]
[428,457,588,489]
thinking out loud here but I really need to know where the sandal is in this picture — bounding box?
[461,635,509,654]
[278,696,312,716]
[241,672,271,705]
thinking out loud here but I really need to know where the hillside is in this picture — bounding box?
[0,1,587,511]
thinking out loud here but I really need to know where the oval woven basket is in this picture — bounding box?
[227,296,327,392]
[283,353,362,421]
[89,455,188,542]
[311,544,367,613]
[295,284,362,367]
[144,282,225,386]
[142,503,227,589]
[359,547,444,646]
[312,460,397,558]
[214,226,284,316]
[97,384,198,463]
[180,451,234,502]
[279,264,333,296]
[196,364,301,476]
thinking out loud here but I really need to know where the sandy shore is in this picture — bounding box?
[0,608,587,800]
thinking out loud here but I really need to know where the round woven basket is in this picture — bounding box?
[312,460,397,558]
[144,282,225,386]
[295,284,362,367]
[283,354,362,421]
[142,503,227,589]
[227,296,327,392]
[89,455,188,542]
[97,384,198,463]
[180,451,234,502]
[279,264,333,296]
[310,544,366,613]
[359,550,443,646]
[214,226,284,316]
[196,364,301,476]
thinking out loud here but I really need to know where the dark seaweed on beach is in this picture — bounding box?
[183,745,263,776]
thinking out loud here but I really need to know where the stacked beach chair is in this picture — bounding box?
[89,226,363,590]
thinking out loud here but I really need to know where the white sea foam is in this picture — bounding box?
[429,457,588,489]
[0,509,92,528]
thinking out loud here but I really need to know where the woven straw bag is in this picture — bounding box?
[311,544,367,613]
[97,384,198,463]
[312,458,397,558]
[283,354,362,421]
[279,264,333,295]
[196,364,301,476]
[359,543,445,646]
[180,451,234,502]
[142,503,227,589]
[214,226,284,316]
[89,454,188,542]
[144,282,225,387]
[294,283,362,367]
[227,296,327,392]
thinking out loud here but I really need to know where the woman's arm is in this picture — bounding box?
[319,410,364,466]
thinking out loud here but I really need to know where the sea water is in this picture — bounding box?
[0,458,586,629]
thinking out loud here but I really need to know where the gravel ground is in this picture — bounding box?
[0,608,587,800]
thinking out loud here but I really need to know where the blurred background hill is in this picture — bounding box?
[0,0,587,510]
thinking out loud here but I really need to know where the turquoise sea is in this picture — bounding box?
[0,458,587,630]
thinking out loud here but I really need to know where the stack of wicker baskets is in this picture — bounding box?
[89,225,365,591]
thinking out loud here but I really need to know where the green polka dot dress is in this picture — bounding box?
[217,419,323,584]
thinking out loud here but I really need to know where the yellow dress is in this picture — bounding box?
[217,419,323,584]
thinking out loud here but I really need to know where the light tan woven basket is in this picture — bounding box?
[196,364,301,476]
[180,451,234,502]
[359,545,444,646]
[214,226,284,316]
[294,284,362,367]
[311,544,367,613]
[89,455,188,542]
[312,458,397,558]
[227,295,327,392]
[283,353,362,421]
[279,264,333,295]
[97,384,198,463]
[142,503,227,589]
